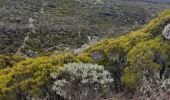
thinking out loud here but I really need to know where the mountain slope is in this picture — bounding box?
[0,0,169,56]
[0,9,170,99]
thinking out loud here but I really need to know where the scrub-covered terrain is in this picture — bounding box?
[0,0,169,56]
[0,7,170,100]
[0,0,170,100]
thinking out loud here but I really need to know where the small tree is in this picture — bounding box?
[51,63,113,100]
[162,24,170,40]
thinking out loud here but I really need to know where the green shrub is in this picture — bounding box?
[0,52,94,99]
[0,54,25,69]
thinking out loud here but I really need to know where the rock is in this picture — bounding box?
[91,52,103,61]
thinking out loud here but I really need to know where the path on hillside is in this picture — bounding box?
[100,94,126,100]
[16,33,30,54]
[16,18,35,54]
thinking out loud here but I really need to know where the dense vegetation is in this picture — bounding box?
[84,9,170,91]
[0,9,170,99]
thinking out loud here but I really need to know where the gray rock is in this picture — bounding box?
[91,52,103,61]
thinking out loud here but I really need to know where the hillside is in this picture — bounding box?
[0,0,170,56]
[0,9,170,100]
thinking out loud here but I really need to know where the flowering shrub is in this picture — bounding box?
[162,24,170,40]
[51,63,113,100]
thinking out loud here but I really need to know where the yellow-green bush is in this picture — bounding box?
[83,9,170,90]
[0,52,94,99]
[122,36,170,89]
[122,67,140,91]
[0,55,12,69]
[0,56,58,99]
[0,54,25,69]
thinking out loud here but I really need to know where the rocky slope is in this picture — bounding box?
[0,0,170,56]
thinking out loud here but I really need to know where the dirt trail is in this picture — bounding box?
[16,33,30,54]
[109,95,126,100]
[16,18,35,54]
[101,94,127,100]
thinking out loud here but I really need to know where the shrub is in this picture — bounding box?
[0,56,61,99]
[0,53,94,99]
[122,67,140,92]
[122,36,170,92]
[162,24,170,40]
[0,55,12,69]
[0,54,25,69]
[51,63,113,100]
[139,79,170,100]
